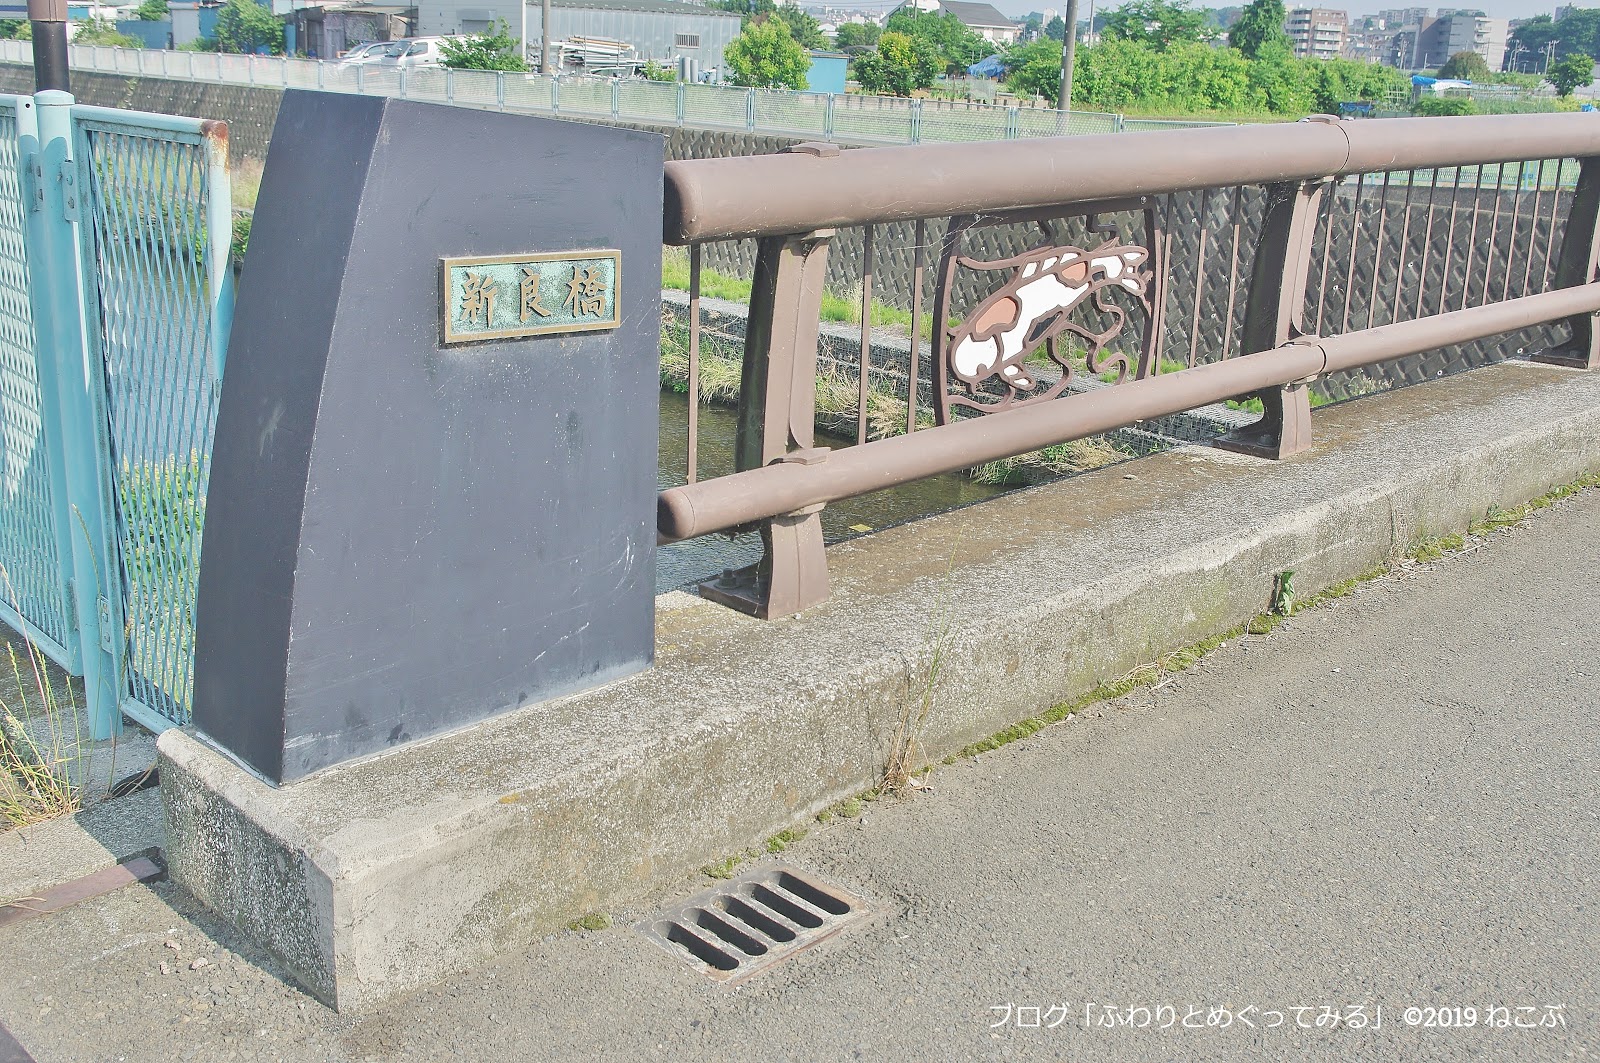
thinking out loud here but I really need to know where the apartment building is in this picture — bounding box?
[1287,6,1347,59]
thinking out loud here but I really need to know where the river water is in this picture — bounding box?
[656,391,1009,593]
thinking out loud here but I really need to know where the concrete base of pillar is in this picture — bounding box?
[160,361,1600,1011]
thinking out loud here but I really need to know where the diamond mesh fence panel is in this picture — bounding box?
[452,68,504,109]
[556,77,615,118]
[683,84,748,130]
[0,99,72,658]
[616,79,678,125]
[79,118,229,727]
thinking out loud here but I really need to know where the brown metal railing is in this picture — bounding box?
[658,114,1600,618]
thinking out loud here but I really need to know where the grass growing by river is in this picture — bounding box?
[659,310,1138,482]
[661,247,940,340]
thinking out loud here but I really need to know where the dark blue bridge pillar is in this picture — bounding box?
[193,90,663,784]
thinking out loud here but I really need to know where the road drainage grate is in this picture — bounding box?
[637,864,869,983]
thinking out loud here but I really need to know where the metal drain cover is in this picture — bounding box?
[637,863,870,983]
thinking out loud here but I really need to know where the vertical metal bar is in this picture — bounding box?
[202,121,234,380]
[30,92,121,738]
[1340,172,1366,336]
[1221,184,1243,359]
[676,81,685,126]
[1187,208,1207,367]
[1502,163,1525,303]
[907,219,925,434]
[1541,157,1566,291]
[686,243,701,484]
[611,78,620,121]
[825,94,835,142]
[1479,162,1506,308]
[1414,168,1441,319]
[1365,170,1391,329]
[496,70,506,111]
[1391,170,1416,323]
[1458,165,1484,312]
[1435,164,1465,316]
[9,94,82,671]
[1312,180,1335,334]
[857,224,875,445]
[1533,155,1600,369]
[1523,162,1546,297]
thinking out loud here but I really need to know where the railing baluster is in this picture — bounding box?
[1216,175,1326,459]
[1366,171,1391,329]
[687,243,701,483]
[1523,163,1546,297]
[1436,165,1465,317]
[697,143,838,618]
[857,224,875,446]
[1341,173,1365,336]
[907,219,925,434]
[1540,157,1567,292]
[1533,155,1600,369]
[1221,184,1244,359]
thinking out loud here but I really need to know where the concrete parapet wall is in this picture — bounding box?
[159,361,1600,1011]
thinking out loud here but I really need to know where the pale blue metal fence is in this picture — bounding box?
[0,89,232,738]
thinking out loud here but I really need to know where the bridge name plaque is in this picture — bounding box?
[442,250,621,344]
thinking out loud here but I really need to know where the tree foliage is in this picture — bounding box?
[1507,11,1600,70]
[1099,0,1214,51]
[883,8,988,69]
[136,0,168,20]
[833,21,879,49]
[1227,0,1288,59]
[1005,35,1403,115]
[439,21,528,70]
[1436,50,1489,80]
[1044,14,1065,40]
[1412,94,1475,116]
[724,16,810,89]
[73,16,142,46]
[774,4,825,49]
[852,30,942,95]
[1546,51,1595,96]
[213,0,282,54]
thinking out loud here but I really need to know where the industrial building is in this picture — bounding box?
[416,0,741,67]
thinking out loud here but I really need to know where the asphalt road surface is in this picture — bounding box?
[2,486,1596,1063]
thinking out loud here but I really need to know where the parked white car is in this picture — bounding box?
[336,41,395,65]
[379,37,454,70]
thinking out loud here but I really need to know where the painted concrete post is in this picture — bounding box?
[29,91,124,738]
[193,91,663,783]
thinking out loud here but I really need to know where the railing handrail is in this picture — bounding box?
[664,112,1600,244]
[656,283,1600,542]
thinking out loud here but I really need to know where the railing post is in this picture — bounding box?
[1534,155,1600,370]
[745,87,755,131]
[1005,105,1019,139]
[496,70,507,110]
[824,92,835,140]
[1216,175,1328,459]
[699,143,838,618]
[611,77,620,119]
[550,74,560,111]
[317,57,325,90]
[28,91,125,738]
[444,66,453,104]
[675,80,685,126]
[355,62,365,94]
[910,98,922,143]
[397,67,407,98]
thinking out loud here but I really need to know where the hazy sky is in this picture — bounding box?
[933,0,1571,23]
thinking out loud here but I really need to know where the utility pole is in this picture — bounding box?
[1058,0,1079,112]
[541,0,552,74]
[28,0,69,92]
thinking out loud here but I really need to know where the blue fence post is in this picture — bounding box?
[29,91,123,740]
